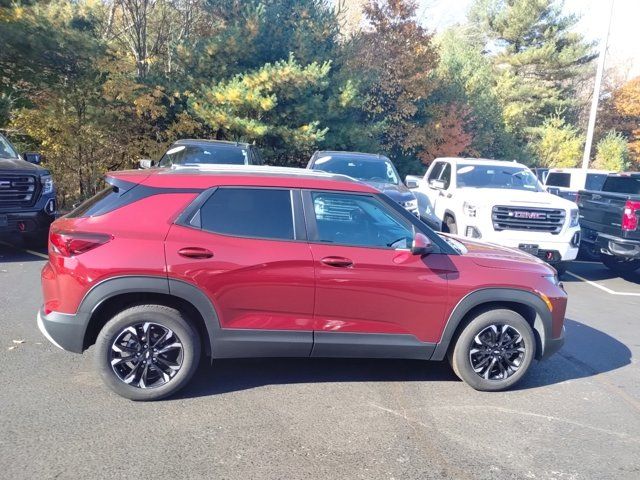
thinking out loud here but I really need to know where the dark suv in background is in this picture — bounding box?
[0,133,56,246]
[307,151,419,216]
[139,139,265,169]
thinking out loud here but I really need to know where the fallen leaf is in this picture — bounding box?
[12,339,25,344]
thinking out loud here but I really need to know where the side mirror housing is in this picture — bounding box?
[405,175,419,189]
[139,159,155,169]
[411,231,433,256]
[23,152,42,164]
[547,186,560,196]
[429,179,445,190]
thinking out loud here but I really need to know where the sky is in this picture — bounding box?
[416,0,640,79]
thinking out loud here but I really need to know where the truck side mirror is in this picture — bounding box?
[139,159,155,169]
[23,152,42,164]
[405,176,419,189]
[429,179,446,190]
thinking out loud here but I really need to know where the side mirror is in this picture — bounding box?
[405,175,419,189]
[23,152,42,164]
[429,179,445,190]
[547,187,560,196]
[139,159,155,169]
[411,231,433,256]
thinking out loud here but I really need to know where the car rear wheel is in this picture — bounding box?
[449,309,535,391]
[95,305,201,401]
[600,254,640,274]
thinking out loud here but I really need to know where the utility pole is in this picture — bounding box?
[582,0,615,169]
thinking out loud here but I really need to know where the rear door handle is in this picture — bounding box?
[321,256,353,268]
[178,247,213,259]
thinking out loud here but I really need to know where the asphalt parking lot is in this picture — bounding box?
[1,244,639,480]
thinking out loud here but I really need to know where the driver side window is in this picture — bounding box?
[310,192,412,249]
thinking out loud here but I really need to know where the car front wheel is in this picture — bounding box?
[449,309,536,391]
[95,305,201,401]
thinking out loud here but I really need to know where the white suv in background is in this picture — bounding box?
[406,158,581,273]
[544,168,612,202]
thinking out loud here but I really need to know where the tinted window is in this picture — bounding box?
[585,173,608,191]
[546,172,571,187]
[456,164,541,191]
[311,192,412,248]
[602,176,640,194]
[159,144,248,167]
[440,163,452,189]
[312,155,400,184]
[0,134,18,159]
[66,186,117,218]
[200,188,294,240]
[427,162,445,182]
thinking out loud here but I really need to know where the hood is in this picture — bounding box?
[0,157,47,173]
[457,187,577,210]
[366,181,415,202]
[441,233,554,274]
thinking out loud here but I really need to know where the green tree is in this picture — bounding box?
[190,55,331,165]
[470,0,594,143]
[529,115,583,167]
[593,131,629,171]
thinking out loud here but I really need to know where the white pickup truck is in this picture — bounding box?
[406,157,581,273]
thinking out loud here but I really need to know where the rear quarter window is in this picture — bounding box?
[66,186,118,218]
[602,176,640,194]
[545,172,571,188]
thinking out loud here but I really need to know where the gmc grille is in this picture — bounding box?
[492,206,566,234]
[0,175,38,208]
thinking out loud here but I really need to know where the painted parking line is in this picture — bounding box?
[565,270,640,297]
[0,240,49,260]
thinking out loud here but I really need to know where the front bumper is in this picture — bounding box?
[0,207,56,235]
[37,307,86,353]
[540,325,565,360]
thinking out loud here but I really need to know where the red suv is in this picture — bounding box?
[38,166,566,400]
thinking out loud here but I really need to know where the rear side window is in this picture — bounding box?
[602,176,640,194]
[546,172,570,187]
[585,174,608,191]
[200,188,294,240]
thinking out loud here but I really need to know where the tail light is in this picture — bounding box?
[50,231,113,257]
[622,200,640,232]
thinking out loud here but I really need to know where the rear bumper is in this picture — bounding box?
[37,307,87,353]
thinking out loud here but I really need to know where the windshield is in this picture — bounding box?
[456,164,542,191]
[0,134,18,159]
[312,155,400,184]
[158,144,248,167]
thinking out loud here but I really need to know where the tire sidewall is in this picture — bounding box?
[451,309,536,392]
[95,306,201,401]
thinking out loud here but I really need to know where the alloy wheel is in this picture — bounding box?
[469,324,526,381]
[110,322,184,389]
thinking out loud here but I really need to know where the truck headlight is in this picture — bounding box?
[463,201,477,217]
[41,175,54,195]
[569,209,579,227]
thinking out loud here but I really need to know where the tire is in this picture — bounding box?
[94,305,201,401]
[600,254,640,275]
[444,215,457,235]
[449,309,536,392]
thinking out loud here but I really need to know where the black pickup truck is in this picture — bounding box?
[578,173,640,274]
[0,133,56,246]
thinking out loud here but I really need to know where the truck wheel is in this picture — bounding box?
[449,309,536,392]
[444,215,457,235]
[600,254,640,275]
[95,305,201,401]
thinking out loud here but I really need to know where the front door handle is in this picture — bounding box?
[321,256,353,268]
[178,247,214,259]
